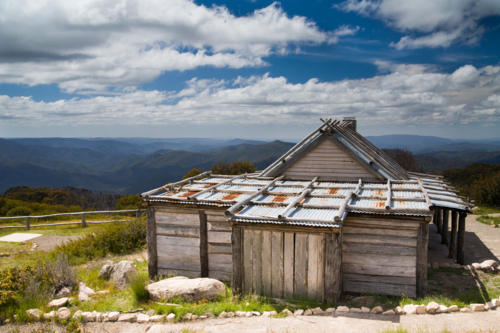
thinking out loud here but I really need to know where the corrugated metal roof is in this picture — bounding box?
[230,217,341,228]
[238,205,338,221]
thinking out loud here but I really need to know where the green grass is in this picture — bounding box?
[472,206,500,215]
[477,215,500,227]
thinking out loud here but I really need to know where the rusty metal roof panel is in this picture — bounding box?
[252,194,295,204]
[392,191,424,198]
[303,197,344,206]
[357,189,387,197]
[268,186,304,193]
[392,183,420,190]
[311,188,353,196]
[315,182,359,188]
[349,198,428,210]
[230,217,340,228]
[236,205,338,220]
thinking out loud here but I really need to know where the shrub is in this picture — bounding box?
[210,160,256,175]
[129,275,150,304]
[115,194,143,210]
[6,206,32,217]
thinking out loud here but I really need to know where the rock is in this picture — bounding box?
[325,308,336,314]
[440,263,451,268]
[312,307,323,315]
[235,311,246,317]
[108,312,120,321]
[460,308,471,313]
[98,264,116,280]
[78,282,95,301]
[303,309,313,316]
[43,311,56,320]
[269,311,277,316]
[94,311,102,322]
[57,307,71,321]
[383,310,395,315]
[26,309,41,320]
[262,311,271,317]
[416,305,427,314]
[149,315,165,322]
[82,312,94,322]
[137,314,150,323]
[349,308,362,313]
[56,287,71,298]
[252,311,260,316]
[486,301,495,310]
[102,313,109,322]
[294,309,304,316]
[336,306,349,314]
[481,259,498,268]
[227,312,235,317]
[110,261,138,289]
[200,315,208,319]
[191,315,198,320]
[72,310,83,320]
[436,305,448,313]
[182,313,192,321]
[427,263,431,268]
[48,297,68,308]
[219,311,228,318]
[146,276,226,302]
[96,290,110,295]
[118,314,138,322]
[431,262,439,269]
[394,307,405,315]
[492,299,500,307]
[403,304,417,315]
[472,263,482,270]
[452,264,463,269]
[370,306,383,314]
[146,309,155,316]
[245,312,252,317]
[166,313,176,321]
[449,305,459,312]
[281,309,293,316]
[426,302,439,314]
[361,307,370,313]
[471,304,485,311]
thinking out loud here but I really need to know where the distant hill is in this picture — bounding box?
[365,135,454,151]
[416,142,500,154]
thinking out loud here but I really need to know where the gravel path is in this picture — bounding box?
[26,234,81,251]
[463,214,500,264]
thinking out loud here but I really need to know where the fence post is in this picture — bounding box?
[26,217,30,231]
[81,213,86,228]
[136,210,140,220]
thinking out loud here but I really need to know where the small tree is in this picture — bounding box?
[210,160,257,175]
[382,148,423,173]
[115,194,142,210]
[183,168,203,180]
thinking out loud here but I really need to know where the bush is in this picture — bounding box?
[129,275,149,304]
[210,160,256,175]
[6,206,32,217]
[472,171,500,208]
[54,218,147,262]
[115,194,142,210]
[183,168,203,179]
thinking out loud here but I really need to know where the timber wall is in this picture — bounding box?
[342,215,427,298]
[281,138,379,182]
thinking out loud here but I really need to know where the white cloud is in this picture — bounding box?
[338,0,500,49]
[1,65,499,128]
[0,0,330,93]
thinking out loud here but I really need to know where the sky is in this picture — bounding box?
[1,0,500,140]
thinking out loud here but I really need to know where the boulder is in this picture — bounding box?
[471,304,485,311]
[303,309,313,316]
[436,305,449,313]
[57,307,71,321]
[492,299,500,307]
[110,261,138,289]
[82,312,94,322]
[98,264,116,280]
[361,307,370,313]
[415,305,426,314]
[146,309,155,316]
[118,313,137,322]
[245,312,252,317]
[403,304,417,315]
[218,311,228,318]
[294,309,304,316]
[426,302,439,314]
[349,308,362,313]
[166,313,176,321]
[78,282,95,301]
[72,310,83,320]
[146,276,226,302]
[48,297,68,308]
[43,311,56,320]
[312,307,323,315]
[336,306,349,314]
[325,308,336,314]
[394,307,405,315]
[370,306,383,314]
[262,311,271,317]
[150,315,165,322]
[485,301,495,310]
[440,263,451,269]
[252,311,260,316]
[191,315,198,320]
[26,309,41,320]
[108,312,120,321]
[472,263,482,270]
[431,262,439,269]
[56,287,71,298]
[235,311,246,317]
[448,305,459,312]
[481,259,498,268]
[182,313,192,321]
[460,308,471,313]
[137,314,150,323]
[102,313,109,322]
[93,311,102,322]
[382,310,395,315]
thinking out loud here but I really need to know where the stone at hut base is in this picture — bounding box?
[436,305,448,313]
[82,312,94,322]
[149,315,165,322]
[403,304,416,315]
[370,306,383,314]
[43,311,56,320]
[147,276,225,302]
[312,307,323,315]
[336,306,349,314]
[235,311,246,317]
[166,313,176,321]
[460,308,471,313]
[137,314,150,323]
[26,309,41,320]
[252,311,260,316]
[325,308,336,314]
[383,310,395,315]
[492,299,500,307]
[471,304,485,311]
[57,307,71,321]
[262,311,271,317]
[199,316,208,319]
[448,305,459,312]
[245,312,252,317]
[191,315,198,320]
[118,314,138,322]
[415,305,426,314]
[431,262,439,269]
[294,309,304,316]
[72,310,83,320]
[349,308,362,313]
[394,307,405,315]
[452,264,463,269]
[472,263,482,270]
[426,302,439,314]
[361,307,370,313]
[218,311,228,318]
[303,309,313,316]
[182,313,192,321]
[440,263,450,269]
[108,312,120,321]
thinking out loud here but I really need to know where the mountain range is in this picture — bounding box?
[2,134,500,194]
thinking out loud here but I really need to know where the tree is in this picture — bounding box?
[472,171,500,208]
[210,160,257,175]
[382,148,423,173]
[183,168,203,179]
[115,194,142,210]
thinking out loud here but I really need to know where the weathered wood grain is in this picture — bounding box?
[283,232,294,298]
[342,226,417,238]
[343,253,415,267]
[155,212,200,226]
[243,229,253,293]
[208,222,231,231]
[157,235,200,247]
[343,273,416,286]
[231,227,243,295]
[261,231,272,296]
[158,268,201,279]
[342,243,416,256]
[252,230,263,295]
[343,264,416,277]
[206,215,228,223]
[417,222,429,297]
[156,224,200,238]
[147,207,157,279]
[208,243,232,254]
[158,256,201,272]
[157,243,199,258]
[209,270,231,281]
[271,231,284,299]
[343,234,417,247]
[343,281,416,298]
[307,234,319,300]
[208,231,232,244]
[294,233,308,299]
[199,210,208,277]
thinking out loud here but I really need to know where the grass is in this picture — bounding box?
[472,206,500,216]
[477,215,500,227]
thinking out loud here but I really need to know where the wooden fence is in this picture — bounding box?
[0,209,145,230]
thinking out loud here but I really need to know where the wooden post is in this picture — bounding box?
[136,210,140,220]
[449,211,458,259]
[436,208,442,233]
[81,213,86,228]
[457,212,467,265]
[146,207,158,279]
[26,217,30,231]
[199,210,208,278]
[416,222,429,297]
[441,208,449,246]
[324,232,342,303]
[232,227,243,296]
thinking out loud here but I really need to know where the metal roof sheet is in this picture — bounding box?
[230,217,341,228]
[237,205,338,220]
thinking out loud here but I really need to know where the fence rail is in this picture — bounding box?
[0,209,145,230]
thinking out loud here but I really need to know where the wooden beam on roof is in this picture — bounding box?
[385,180,391,210]
[141,171,212,197]
[187,173,247,200]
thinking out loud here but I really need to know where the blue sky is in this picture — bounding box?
[1,0,499,140]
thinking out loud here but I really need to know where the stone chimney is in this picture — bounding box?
[343,117,357,132]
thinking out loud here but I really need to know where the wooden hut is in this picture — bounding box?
[142,118,472,302]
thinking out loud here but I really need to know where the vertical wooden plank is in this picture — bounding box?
[449,211,458,259]
[261,231,272,297]
[307,234,319,300]
[81,213,86,228]
[271,231,284,299]
[441,208,449,246]
[231,227,243,296]
[436,208,442,233]
[294,233,308,299]
[243,229,253,293]
[324,233,334,303]
[457,213,467,265]
[199,210,208,277]
[317,234,325,302]
[283,232,294,298]
[417,222,429,297]
[146,207,157,279]
[252,230,263,295]
[26,217,30,231]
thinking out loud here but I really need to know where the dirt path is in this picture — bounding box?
[26,234,81,251]
[463,214,500,264]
